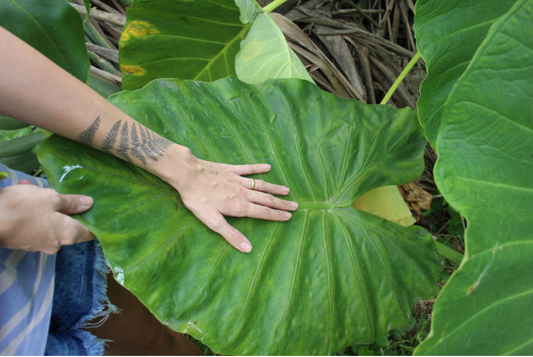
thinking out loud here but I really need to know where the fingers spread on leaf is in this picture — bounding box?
[224,163,271,176]
[238,177,289,195]
[246,204,292,221]
[248,191,298,211]
[200,211,253,253]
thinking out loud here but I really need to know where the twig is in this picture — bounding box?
[72,3,126,27]
[86,43,119,63]
[111,0,127,15]
[399,0,416,51]
[379,0,396,28]
[90,0,122,15]
[87,51,121,74]
[344,0,380,26]
[345,37,375,103]
[90,66,122,85]
[305,16,414,57]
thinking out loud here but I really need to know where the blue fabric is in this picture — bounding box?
[0,164,55,355]
[0,250,56,355]
[0,164,115,356]
[45,240,115,356]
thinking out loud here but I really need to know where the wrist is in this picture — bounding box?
[145,143,196,187]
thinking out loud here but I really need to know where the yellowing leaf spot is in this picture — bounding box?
[121,20,160,42]
[240,41,263,62]
[121,65,146,76]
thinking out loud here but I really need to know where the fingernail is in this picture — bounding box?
[79,196,93,206]
[282,186,289,194]
[291,202,298,209]
[263,164,271,171]
[285,212,292,219]
[239,241,252,253]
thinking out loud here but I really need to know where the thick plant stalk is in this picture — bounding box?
[380,51,421,105]
[87,51,120,75]
[263,0,288,13]
[90,0,122,15]
[72,3,126,26]
[434,241,463,264]
[86,43,119,63]
[90,66,121,85]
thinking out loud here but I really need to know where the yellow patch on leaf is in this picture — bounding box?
[352,185,416,227]
[121,20,160,42]
[239,41,263,62]
[121,65,146,76]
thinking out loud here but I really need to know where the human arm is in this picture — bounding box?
[0,27,298,253]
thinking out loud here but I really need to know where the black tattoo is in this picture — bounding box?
[117,122,131,162]
[102,120,121,153]
[77,116,100,146]
[77,117,173,165]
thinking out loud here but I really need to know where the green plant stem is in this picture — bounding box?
[434,241,463,265]
[263,0,288,13]
[380,52,421,105]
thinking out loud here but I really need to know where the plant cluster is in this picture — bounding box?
[1,0,531,355]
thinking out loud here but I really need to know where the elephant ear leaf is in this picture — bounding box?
[119,0,251,90]
[414,0,517,145]
[36,77,441,355]
[414,0,533,355]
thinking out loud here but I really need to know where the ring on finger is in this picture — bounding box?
[250,178,256,190]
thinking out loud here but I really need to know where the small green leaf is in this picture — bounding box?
[236,13,312,84]
[0,132,46,158]
[234,0,261,24]
[0,116,29,131]
[0,0,90,82]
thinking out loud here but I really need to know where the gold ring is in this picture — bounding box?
[250,178,256,190]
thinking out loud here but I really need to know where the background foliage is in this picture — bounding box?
[414,0,533,354]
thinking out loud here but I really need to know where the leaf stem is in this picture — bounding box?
[380,52,421,105]
[263,0,288,13]
[434,241,463,265]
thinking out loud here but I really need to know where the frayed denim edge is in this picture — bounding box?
[75,241,120,356]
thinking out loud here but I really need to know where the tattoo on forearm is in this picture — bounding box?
[77,116,100,145]
[77,117,173,165]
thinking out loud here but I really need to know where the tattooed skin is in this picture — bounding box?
[77,117,173,165]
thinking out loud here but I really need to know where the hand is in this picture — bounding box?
[160,147,298,253]
[0,180,95,254]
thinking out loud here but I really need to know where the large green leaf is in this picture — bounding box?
[235,13,313,84]
[119,0,250,90]
[414,0,533,354]
[414,0,516,144]
[0,0,89,82]
[36,77,441,355]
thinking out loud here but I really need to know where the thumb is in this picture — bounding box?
[53,193,94,215]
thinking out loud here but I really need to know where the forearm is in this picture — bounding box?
[0,27,188,181]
